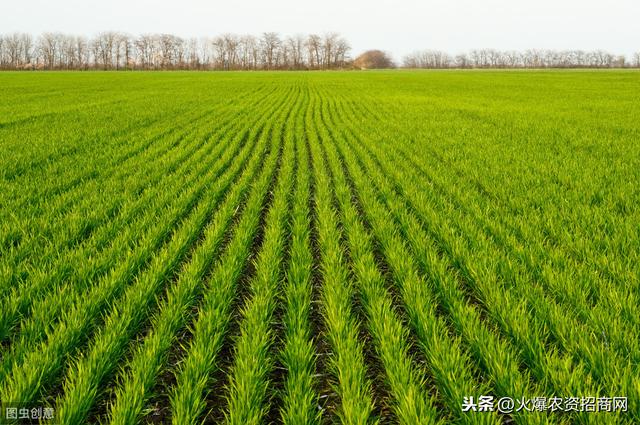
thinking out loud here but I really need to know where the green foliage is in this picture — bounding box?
[0,70,638,425]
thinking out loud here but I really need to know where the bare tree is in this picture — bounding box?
[92,32,121,69]
[286,34,305,69]
[218,33,239,69]
[112,33,133,70]
[71,36,89,69]
[197,36,212,69]
[404,50,452,68]
[306,34,322,69]
[37,33,62,69]
[334,37,350,68]
[2,33,33,69]
[19,33,33,68]
[503,50,521,68]
[322,33,339,69]
[239,35,259,70]
[185,38,200,69]
[260,32,281,70]
[155,34,183,69]
[57,34,76,69]
[211,36,225,69]
[469,49,487,68]
[454,53,470,68]
[135,34,156,70]
[6,34,21,68]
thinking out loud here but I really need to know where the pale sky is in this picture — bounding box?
[1,0,638,59]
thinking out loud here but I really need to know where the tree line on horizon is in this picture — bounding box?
[0,32,350,70]
[402,49,640,69]
[0,32,638,70]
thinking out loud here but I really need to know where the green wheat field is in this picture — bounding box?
[0,71,638,424]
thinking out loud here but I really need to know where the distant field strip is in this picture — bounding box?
[0,71,638,425]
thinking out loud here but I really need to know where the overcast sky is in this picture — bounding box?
[2,0,638,59]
